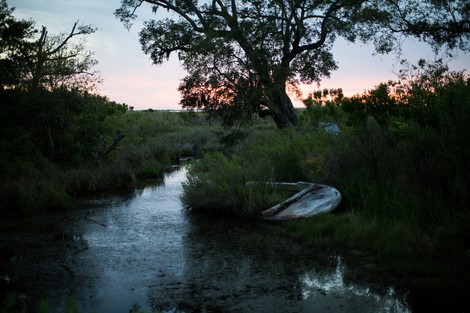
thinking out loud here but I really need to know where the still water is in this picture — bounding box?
[0,166,410,312]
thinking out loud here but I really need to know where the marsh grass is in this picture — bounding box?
[0,171,72,216]
[181,70,470,306]
[181,127,328,216]
[286,213,414,258]
[286,211,469,283]
[0,294,80,313]
[0,111,224,215]
[182,153,265,216]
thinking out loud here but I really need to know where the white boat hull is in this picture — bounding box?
[260,183,341,220]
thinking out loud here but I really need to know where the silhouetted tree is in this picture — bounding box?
[373,0,470,53]
[0,0,100,92]
[0,0,35,88]
[0,1,112,162]
[111,0,466,128]
[26,22,100,92]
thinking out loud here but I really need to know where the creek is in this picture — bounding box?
[0,166,410,313]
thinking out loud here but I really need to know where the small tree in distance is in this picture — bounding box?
[115,0,469,128]
[27,22,100,92]
[0,0,100,93]
[0,0,105,161]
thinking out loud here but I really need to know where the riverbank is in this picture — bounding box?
[181,68,470,312]
[0,166,412,313]
[285,213,470,313]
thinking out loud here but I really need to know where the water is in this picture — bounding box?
[0,166,410,313]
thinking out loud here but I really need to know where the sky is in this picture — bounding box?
[8,0,470,110]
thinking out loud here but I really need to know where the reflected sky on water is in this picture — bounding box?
[0,166,410,313]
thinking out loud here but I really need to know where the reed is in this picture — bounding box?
[0,110,224,215]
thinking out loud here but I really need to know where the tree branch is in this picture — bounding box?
[290,0,342,57]
[144,0,205,32]
[94,131,126,165]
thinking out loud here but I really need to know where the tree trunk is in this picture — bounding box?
[269,86,298,128]
[47,124,55,158]
[94,131,126,165]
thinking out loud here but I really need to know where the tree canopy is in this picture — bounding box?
[0,0,118,165]
[0,0,100,92]
[116,0,469,128]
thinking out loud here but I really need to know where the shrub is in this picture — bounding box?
[0,171,72,216]
[182,127,340,216]
[182,153,249,216]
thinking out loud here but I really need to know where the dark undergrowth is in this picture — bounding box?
[0,103,225,216]
[1,60,469,312]
[182,61,470,311]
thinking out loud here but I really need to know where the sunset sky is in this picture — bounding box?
[9,0,470,110]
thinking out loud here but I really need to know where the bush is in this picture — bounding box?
[182,153,250,216]
[0,106,225,214]
[182,127,339,216]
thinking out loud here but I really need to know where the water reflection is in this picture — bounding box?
[300,256,411,313]
[146,212,411,313]
[0,166,411,313]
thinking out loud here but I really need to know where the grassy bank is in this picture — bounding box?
[181,63,470,310]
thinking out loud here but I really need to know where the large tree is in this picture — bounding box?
[116,0,469,128]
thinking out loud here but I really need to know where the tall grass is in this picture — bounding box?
[181,67,470,297]
[0,171,72,217]
[0,111,224,215]
[181,125,340,216]
[287,70,470,302]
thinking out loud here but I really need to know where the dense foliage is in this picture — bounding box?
[182,61,470,307]
[0,1,121,213]
[1,0,468,308]
[0,1,224,215]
